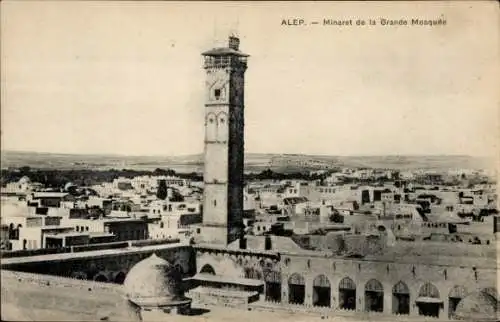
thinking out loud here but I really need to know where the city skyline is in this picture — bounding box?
[1,1,498,158]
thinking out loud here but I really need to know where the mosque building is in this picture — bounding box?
[0,36,498,322]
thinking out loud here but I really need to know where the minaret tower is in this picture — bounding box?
[200,36,249,245]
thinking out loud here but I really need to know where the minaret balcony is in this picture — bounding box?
[204,180,228,185]
[204,140,227,144]
[203,56,247,70]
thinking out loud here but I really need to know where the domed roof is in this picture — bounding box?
[123,253,189,308]
[18,176,31,184]
[454,291,498,321]
[64,182,77,191]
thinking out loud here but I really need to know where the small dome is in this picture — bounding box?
[454,291,498,321]
[123,253,186,308]
[18,176,31,184]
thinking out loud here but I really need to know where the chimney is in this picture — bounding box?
[228,36,240,50]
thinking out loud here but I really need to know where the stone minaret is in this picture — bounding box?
[200,36,249,246]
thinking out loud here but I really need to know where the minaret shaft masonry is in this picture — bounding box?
[199,36,249,246]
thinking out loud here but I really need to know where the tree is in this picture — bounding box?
[169,189,184,202]
[153,168,176,176]
[19,166,31,176]
[157,180,168,200]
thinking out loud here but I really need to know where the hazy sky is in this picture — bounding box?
[1,1,498,157]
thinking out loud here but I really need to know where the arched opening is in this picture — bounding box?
[448,286,467,318]
[313,274,331,307]
[200,264,216,275]
[205,113,217,141]
[216,112,228,142]
[94,274,108,283]
[417,282,442,318]
[264,270,281,302]
[288,273,305,304]
[114,272,126,284]
[365,279,384,312]
[71,271,88,280]
[339,277,356,310]
[392,281,410,315]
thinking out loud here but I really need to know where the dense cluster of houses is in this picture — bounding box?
[1,166,496,254]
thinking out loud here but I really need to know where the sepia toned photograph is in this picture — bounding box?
[0,1,499,321]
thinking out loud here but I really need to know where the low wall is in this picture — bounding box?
[248,300,451,321]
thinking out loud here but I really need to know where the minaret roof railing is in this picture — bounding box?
[202,47,249,57]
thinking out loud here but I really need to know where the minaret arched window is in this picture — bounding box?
[206,113,217,141]
[217,112,228,142]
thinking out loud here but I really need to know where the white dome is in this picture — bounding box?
[18,176,31,184]
[123,253,189,308]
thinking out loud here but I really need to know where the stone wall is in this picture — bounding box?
[193,245,497,320]
[1,244,195,283]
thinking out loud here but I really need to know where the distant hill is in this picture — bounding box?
[0,150,494,173]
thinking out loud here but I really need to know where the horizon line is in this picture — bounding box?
[0,149,492,159]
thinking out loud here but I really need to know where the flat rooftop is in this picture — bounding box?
[187,273,264,287]
[32,192,69,198]
[1,270,126,321]
[44,232,90,238]
[188,286,259,298]
[88,232,115,238]
[200,239,498,269]
[40,225,74,231]
[1,241,188,267]
[102,218,145,223]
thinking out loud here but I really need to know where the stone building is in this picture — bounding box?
[192,240,498,320]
